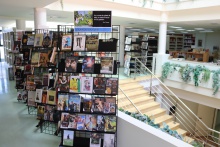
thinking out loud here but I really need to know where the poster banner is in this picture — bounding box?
[74,11,112,32]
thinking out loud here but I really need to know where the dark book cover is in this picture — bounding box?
[39,52,49,67]
[103,97,116,114]
[15,69,22,78]
[93,77,106,94]
[24,64,32,75]
[34,74,43,85]
[68,94,81,112]
[22,34,28,45]
[23,49,30,61]
[15,55,23,66]
[44,105,55,121]
[65,56,78,72]
[92,97,104,113]
[37,105,45,118]
[42,74,49,86]
[97,115,105,131]
[85,34,99,51]
[82,56,95,73]
[61,112,70,128]
[105,78,118,95]
[42,33,52,48]
[13,41,21,53]
[83,96,92,113]
[57,73,70,92]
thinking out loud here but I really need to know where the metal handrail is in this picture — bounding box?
[134,57,220,138]
[118,87,143,115]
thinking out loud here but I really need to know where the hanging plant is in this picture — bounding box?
[179,64,193,83]
[201,67,211,82]
[212,70,220,95]
[161,62,172,82]
[193,65,203,86]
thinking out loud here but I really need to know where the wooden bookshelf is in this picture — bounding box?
[170,51,209,62]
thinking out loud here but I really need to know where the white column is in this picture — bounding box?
[119,25,125,67]
[34,8,47,29]
[16,19,26,30]
[158,21,167,54]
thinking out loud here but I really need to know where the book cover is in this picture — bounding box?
[57,73,70,92]
[69,76,81,93]
[47,90,56,105]
[103,97,116,114]
[90,133,101,147]
[52,32,63,48]
[42,33,52,48]
[17,90,23,100]
[61,112,70,128]
[100,57,114,74]
[27,34,35,45]
[125,37,131,44]
[63,130,74,147]
[26,75,35,85]
[92,97,104,113]
[82,56,95,73]
[15,55,23,66]
[85,34,99,51]
[31,52,39,66]
[27,91,36,106]
[37,105,45,118]
[105,78,118,95]
[57,93,69,111]
[26,85,36,91]
[69,94,81,112]
[22,34,28,45]
[23,49,30,61]
[97,115,105,131]
[61,34,72,51]
[15,69,22,78]
[39,52,49,67]
[73,35,86,51]
[93,77,106,94]
[76,114,85,130]
[103,134,115,147]
[35,89,43,103]
[104,116,116,132]
[42,91,47,104]
[22,90,28,101]
[43,74,49,86]
[81,77,93,93]
[65,57,78,72]
[83,96,92,113]
[13,41,21,53]
[68,114,77,129]
[125,45,131,51]
[16,78,23,89]
[85,115,97,131]
[34,74,43,85]
[44,105,55,121]
[34,34,44,47]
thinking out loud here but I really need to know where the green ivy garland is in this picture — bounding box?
[201,67,211,82]
[161,62,172,82]
[193,65,203,86]
[212,69,220,95]
[180,64,193,83]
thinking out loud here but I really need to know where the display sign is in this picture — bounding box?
[74,11,112,32]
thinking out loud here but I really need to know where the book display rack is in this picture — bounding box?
[56,25,119,147]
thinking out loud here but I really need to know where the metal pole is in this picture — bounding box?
[134,58,137,80]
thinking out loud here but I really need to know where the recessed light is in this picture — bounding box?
[176,28,185,30]
[168,32,175,33]
[200,30,214,33]
[187,30,195,31]
[195,28,205,30]
[181,31,188,33]
[169,26,182,29]
[126,27,133,28]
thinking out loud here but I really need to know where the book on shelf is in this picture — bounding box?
[85,34,99,51]
[22,34,28,45]
[57,73,70,92]
[73,35,86,51]
[35,89,43,103]
[69,76,81,93]
[27,91,36,107]
[141,42,148,49]
[104,116,116,132]
[103,97,116,114]
[15,68,22,78]
[16,78,23,89]
[63,130,74,147]
[42,73,49,86]
[44,105,55,121]
[23,49,31,61]
[125,37,131,44]
[93,77,106,94]
[31,52,39,66]
[76,114,85,130]
[52,32,63,48]
[22,90,28,101]
[27,34,35,46]
[13,41,21,53]
[105,78,118,95]
[34,74,43,85]
[97,115,105,131]
[83,96,92,113]
[68,114,77,129]
[68,94,81,112]
[17,90,23,100]
[26,85,36,91]
[81,77,93,93]
[37,105,45,118]
[42,91,47,104]
[82,56,95,73]
[100,57,114,74]
[61,112,70,128]
[26,75,35,85]
[47,90,56,105]
[42,32,52,48]
[15,55,23,66]
[57,93,69,111]
[90,133,101,147]
[103,134,115,147]
[65,56,78,72]
[39,52,49,67]
[85,114,97,131]
[61,34,72,51]
[92,97,104,113]
[34,34,44,47]
[124,45,131,51]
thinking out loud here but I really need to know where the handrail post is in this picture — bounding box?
[150,73,152,96]
[174,101,178,123]
[134,58,137,80]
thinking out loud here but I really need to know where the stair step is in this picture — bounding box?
[184,136,195,144]
[118,90,149,99]
[154,115,173,126]
[119,84,143,91]
[119,76,152,85]
[118,96,154,108]
[139,101,160,112]
[166,121,180,130]
[144,108,166,119]
[176,128,187,137]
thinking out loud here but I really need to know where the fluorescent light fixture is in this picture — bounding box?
[176,28,185,30]
[187,30,195,32]
[126,27,133,28]
[169,26,182,29]
[181,31,188,33]
[195,28,205,30]
[130,28,141,30]
[168,32,175,33]
[200,30,214,33]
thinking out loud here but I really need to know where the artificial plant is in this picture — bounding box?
[193,65,203,86]
[180,64,193,83]
[201,67,211,82]
[212,69,220,95]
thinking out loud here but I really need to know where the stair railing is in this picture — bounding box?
[133,57,220,146]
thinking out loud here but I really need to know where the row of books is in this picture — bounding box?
[61,113,116,133]
[58,76,118,95]
[37,105,56,121]
[62,131,115,147]
[58,94,116,114]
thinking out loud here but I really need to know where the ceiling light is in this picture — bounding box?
[130,28,141,30]
[187,30,195,32]
[181,31,188,33]
[195,28,205,30]
[200,30,214,33]
[176,28,185,30]
[169,26,182,29]
[125,27,133,28]
[168,32,175,33]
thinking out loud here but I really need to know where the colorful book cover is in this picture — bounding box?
[100,57,114,74]
[31,52,39,66]
[76,114,85,130]
[103,134,115,147]
[69,76,81,93]
[34,34,44,47]
[105,78,118,95]
[85,115,97,131]
[39,52,49,67]
[27,91,36,106]
[27,34,35,45]
[83,96,92,113]
[69,94,81,112]
[104,116,116,132]
[63,130,74,146]
[90,133,101,147]
[42,33,52,48]
[24,64,32,75]
[17,90,23,100]
[82,56,95,73]
[15,55,23,66]
[57,73,70,92]
[61,112,70,128]
[68,114,77,129]
[42,91,47,104]
[47,90,56,105]
[81,77,93,93]
[62,34,72,51]
[97,115,105,131]
[22,90,28,101]
[103,97,116,114]
[93,77,106,94]
[42,74,49,86]
[35,89,43,103]
[44,105,55,121]
[13,41,21,53]
[26,75,35,85]
[73,35,86,51]
[57,93,69,111]
[85,34,99,51]
[22,34,28,45]
[34,74,43,85]
[65,56,78,72]
[92,97,104,113]
[23,49,30,61]
[26,85,36,91]
[37,105,45,118]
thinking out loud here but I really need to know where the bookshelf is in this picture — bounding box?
[183,34,195,50]
[168,35,183,51]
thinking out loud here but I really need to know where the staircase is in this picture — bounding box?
[119,75,195,144]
